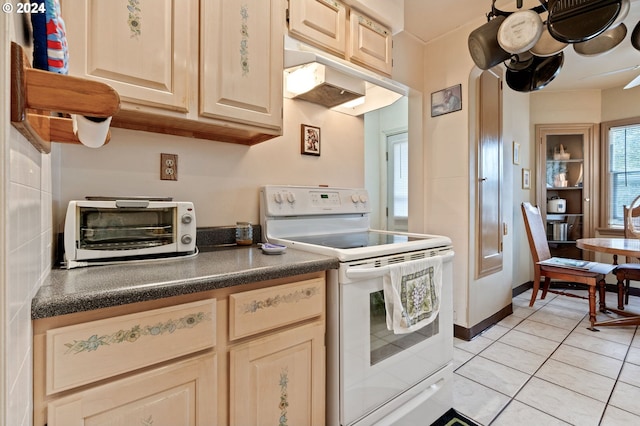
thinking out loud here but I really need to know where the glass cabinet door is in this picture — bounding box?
[536,124,597,259]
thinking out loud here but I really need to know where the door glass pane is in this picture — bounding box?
[387,132,408,231]
[369,290,439,366]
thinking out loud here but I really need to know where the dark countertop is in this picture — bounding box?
[32,247,339,320]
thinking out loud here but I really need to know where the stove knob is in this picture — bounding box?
[181,234,193,245]
[287,193,296,203]
[359,194,368,203]
[181,213,193,224]
[274,193,283,204]
[351,194,360,203]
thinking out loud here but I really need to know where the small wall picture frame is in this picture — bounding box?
[522,168,531,189]
[431,84,462,117]
[513,141,520,165]
[301,124,321,156]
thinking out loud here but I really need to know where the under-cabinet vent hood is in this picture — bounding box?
[284,36,407,116]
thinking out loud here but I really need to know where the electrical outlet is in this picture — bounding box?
[161,153,178,181]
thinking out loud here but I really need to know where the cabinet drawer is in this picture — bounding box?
[46,299,216,395]
[229,278,324,340]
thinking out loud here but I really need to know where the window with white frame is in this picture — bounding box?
[603,119,640,227]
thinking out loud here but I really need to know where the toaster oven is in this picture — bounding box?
[63,197,196,269]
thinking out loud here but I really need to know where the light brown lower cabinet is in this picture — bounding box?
[33,272,326,426]
[230,322,325,425]
[47,353,217,426]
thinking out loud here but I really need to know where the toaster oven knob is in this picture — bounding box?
[181,214,193,224]
[359,194,368,203]
[351,194,360,203]
[286,193,296,203]
[181,234,193,245]
[274,193,283,204]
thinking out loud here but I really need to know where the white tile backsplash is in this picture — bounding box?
[5,127,52,426]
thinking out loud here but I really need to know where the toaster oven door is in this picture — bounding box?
[78,206,176,251]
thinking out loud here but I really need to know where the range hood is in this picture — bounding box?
[284,36,407,116]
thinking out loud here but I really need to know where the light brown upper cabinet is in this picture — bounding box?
[288,0,348,57]
[63,0,284,145]
[347,9,393,76]
[287,0,392,76]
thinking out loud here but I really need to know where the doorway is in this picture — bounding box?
[386,131,409,231]
[364,96,408,230]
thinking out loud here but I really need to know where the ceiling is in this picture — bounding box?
[403,0,640,91]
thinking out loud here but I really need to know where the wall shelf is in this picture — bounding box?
[10,42,120,153]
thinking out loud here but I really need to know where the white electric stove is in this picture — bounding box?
[260,185,455,426]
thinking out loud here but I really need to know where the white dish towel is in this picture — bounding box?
[383,256,443,334]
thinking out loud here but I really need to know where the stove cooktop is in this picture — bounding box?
[283,231,427,250]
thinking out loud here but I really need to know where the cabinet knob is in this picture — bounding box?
[584,198,590,202]
[480,177,488,182]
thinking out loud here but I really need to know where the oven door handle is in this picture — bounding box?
[345,265,392,280]
[345,251,454,280]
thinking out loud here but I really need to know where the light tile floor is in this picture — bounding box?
[453,288,640,426]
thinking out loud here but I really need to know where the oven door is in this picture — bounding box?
[338,250,454,425]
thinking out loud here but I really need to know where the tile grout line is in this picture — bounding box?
[456,292,640,425]
[597,326,640,425]
[483,303,588,425]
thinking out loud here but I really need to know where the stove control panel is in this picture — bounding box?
[261,185,370,216]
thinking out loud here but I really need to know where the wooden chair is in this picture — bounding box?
[614,195,640,307]
[521,202,612,330]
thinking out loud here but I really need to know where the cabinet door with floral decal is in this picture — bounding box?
[62,0,197,112]
[200,0,284,131]
[47,353,216,426]
[288,0,348,57]
[229,322,325,426]
[348,9,392,76]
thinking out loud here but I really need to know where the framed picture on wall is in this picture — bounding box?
[301,124,321,156]
[522,168,531,189]
[431,84,462,117]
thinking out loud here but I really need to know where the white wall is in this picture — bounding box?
[423,21,474,328]
[2,17,54,425]
[601,85,640,121]
[530,90,603,125]
[422,16,532,329]
[55,99,364,229]
[364,96,408,229]
[508,91,535,291]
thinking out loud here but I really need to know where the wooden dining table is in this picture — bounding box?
[577,238,640,327]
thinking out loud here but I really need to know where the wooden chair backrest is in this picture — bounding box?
[521,202,552,264]
[624,195,640,239]
[624,195,640,263]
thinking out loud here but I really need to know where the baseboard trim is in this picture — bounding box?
[513,282,532,297]
[454,304,513,341]
[455,280,640,342]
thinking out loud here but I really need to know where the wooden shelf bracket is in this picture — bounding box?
[10,42,120,153]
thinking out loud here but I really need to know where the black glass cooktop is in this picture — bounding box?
[285,231,425,249]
